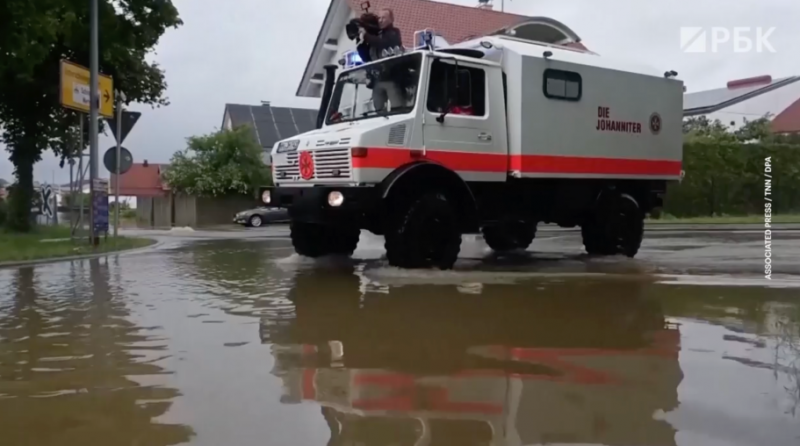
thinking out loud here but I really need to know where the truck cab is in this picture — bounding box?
[262,30,683,270]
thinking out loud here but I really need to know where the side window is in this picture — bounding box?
[427,60,487,117]
[543,69,582,101]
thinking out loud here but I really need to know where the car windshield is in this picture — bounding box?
[326,53,422,125]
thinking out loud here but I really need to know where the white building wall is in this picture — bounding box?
[702,80,800,130]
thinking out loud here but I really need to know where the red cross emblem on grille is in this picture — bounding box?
[299,151,314,180]
[650,113,662,134]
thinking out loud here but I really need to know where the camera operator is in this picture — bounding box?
[359,8,402,61]
[360,9,404,111]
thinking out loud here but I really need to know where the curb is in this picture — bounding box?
[0,238,162,270]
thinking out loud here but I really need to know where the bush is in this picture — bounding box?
[664,142,800,217]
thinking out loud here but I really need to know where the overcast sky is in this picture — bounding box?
[0,0,796,185]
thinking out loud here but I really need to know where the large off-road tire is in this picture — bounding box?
[290,222,360,258]
[481,220,536,252]
[384,192,462,269]
[581,191,644,257]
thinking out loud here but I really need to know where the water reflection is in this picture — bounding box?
[262,271,683,446]
[0,260,192,446]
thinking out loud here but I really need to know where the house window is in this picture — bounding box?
[427,59,487,116]
[543,69,581,101]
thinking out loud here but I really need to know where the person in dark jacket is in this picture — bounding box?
[359,8,405,111]
[360,8,403,61]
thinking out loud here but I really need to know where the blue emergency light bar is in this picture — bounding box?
[414,29,436,49]
[344,51,363,68]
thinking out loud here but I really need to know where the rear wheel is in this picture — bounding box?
[581,191,644,257]
[482,220,536,252]
[385,192,462,269]
[291,222,360,257]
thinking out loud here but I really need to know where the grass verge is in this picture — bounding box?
[0,225,156,263]
[647,213,800,224]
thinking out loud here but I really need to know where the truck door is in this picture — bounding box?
[422,58,507,182]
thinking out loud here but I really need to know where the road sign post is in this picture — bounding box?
[103,99,138,237]
[114,92,123,237]
[59,52,113,246]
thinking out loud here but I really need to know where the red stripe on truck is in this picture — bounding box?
[351,147,681,176]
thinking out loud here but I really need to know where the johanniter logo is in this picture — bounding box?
[680,27,776,53]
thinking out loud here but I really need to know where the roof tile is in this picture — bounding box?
[346,0,529,48]
[110,163,167,197]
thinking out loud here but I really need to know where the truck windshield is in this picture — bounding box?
[326,53,422,125]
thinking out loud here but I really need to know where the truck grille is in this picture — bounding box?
[273,147,352,181]
[312,147,352,179]
[274,152,300,178]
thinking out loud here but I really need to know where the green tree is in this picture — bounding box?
[163,126,272,197]
[0,0,182,231]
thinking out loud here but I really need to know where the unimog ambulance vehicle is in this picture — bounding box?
[260,28,684,269]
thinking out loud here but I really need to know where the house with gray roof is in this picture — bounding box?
[221,102,319,165]
[684,75,800,134]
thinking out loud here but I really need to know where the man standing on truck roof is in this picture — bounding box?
[359,8,405,112]
[359,8,403,61]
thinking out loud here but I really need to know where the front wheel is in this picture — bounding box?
[249,215,263,228]
[290,222,360,258]
[385,192,462,269]
[581,192,644,257]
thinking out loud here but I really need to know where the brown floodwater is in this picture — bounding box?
[0,238,798,446]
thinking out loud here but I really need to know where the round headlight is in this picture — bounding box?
[327,191,344,207]
[262,190,271,204]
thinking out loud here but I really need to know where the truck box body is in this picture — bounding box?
[497,38,684,180]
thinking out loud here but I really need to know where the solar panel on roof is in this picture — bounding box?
[276,121,300,139]
[254,125,280,148]
[271,107,294,123]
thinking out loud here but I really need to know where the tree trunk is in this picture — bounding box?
[7,141,37,232]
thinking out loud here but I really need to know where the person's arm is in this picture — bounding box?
[383,28,402,50]
[361,31,381,46]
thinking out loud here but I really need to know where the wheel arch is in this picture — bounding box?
[379,161,479,232]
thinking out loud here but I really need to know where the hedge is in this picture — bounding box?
[663,142,800,217]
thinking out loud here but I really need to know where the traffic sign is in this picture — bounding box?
[59,60,114,118]
[104,110,141,145]
[41,185,54,218]
[103,146,134,174]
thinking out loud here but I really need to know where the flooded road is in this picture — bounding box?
[1,232,799,446]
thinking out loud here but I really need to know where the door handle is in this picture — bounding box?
[478,132,492,141]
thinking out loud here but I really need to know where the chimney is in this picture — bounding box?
[143,159,149,167]
[477,0,493,10]
[261,101,271,106]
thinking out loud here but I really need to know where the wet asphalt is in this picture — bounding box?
[0,226,798,446]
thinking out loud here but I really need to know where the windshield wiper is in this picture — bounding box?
[361,105,412,119]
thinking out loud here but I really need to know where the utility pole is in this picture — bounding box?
[89,0,100,245]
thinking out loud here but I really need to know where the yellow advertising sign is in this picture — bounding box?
[59,60,114,118]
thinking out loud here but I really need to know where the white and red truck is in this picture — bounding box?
[261,29,683,269]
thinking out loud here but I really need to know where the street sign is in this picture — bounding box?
[104,110,141,145]
[103,146,134,174]
[59,60,114,118]
[92,178,109,234]
[41,185,54,218]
